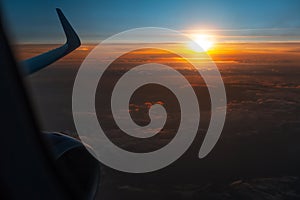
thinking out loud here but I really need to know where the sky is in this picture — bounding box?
[1,0,300,43]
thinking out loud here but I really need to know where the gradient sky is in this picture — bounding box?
[2,0,300,43]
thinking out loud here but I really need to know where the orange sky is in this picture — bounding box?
[14,42,300,69]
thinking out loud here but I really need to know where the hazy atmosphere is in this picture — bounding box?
[3,0,300,199]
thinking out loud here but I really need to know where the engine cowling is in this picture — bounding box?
[43,132,100,200]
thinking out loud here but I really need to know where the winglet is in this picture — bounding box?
[21,9,81,75]
[55,8,80,53]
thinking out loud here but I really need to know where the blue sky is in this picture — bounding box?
[2,0,300,43]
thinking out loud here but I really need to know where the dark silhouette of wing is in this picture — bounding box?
[21,8,81,75]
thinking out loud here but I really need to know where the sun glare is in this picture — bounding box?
[189,34,215,52]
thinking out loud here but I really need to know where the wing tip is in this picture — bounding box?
[56,8,81,48]
[21,8,81,75]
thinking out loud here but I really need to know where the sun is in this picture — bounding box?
[189,34,215,52]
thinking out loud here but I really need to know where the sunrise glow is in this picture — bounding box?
[189,34,215,52]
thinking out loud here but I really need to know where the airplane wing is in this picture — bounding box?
[21,8,81,75]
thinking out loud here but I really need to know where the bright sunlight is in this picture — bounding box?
[189,34,215,52]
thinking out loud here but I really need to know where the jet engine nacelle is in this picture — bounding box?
[43,132,100,200]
